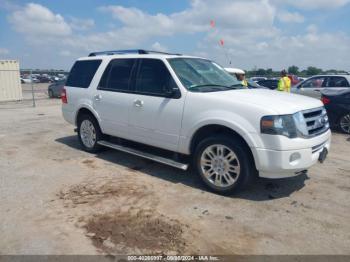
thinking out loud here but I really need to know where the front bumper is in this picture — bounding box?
[252,130,331,179]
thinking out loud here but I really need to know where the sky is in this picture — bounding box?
[0,0,349,71]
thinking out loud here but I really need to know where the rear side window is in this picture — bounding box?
[66,60,102,88]
[326,77,350,87]
[135,59,174,95]
[98,59,136,91]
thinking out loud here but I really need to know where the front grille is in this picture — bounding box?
[302,107,329,138]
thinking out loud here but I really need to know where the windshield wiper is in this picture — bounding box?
[189,84,230,89]
[230,83,244,88]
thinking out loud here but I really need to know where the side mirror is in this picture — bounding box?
[164,78,181,98]
[164,86,180,98]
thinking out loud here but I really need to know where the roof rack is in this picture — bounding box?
[88,49,182,57]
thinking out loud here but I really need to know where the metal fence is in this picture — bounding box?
[20,69,68,107]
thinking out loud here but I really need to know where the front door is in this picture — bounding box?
[298,76,327,98]
[128,58,185,152]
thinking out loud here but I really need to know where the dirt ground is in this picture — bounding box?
[0,98,349,255]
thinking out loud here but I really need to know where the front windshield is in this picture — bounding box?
[167,58,243,92]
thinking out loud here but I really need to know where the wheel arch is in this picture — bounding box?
[189,124,256,169]
[75,106,100,127]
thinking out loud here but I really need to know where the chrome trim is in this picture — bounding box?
[302,106,329,138]
[97,140,188,170]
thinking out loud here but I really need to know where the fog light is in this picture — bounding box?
[290,152,301,163]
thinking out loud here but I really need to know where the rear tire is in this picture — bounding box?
[77,114,103,153]
[48,89,54,98]
[339,113,350,134]
[193,135,254,195]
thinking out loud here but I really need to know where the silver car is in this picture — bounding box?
[292,75,350,98]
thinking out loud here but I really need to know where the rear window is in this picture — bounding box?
[66,60,102,88]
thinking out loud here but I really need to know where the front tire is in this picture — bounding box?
[193,135,254,195]
[77,114,103,153]
[339,113,350,134]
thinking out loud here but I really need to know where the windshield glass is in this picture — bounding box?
[167,58,244,92]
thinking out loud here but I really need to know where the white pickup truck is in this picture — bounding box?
[62,50,331,194]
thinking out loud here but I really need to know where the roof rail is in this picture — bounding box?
[88,49,181,57]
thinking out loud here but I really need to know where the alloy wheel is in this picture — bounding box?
[200,144,241,188]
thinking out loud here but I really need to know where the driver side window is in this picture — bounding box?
[135,59,177,96]
[302,77,326,88]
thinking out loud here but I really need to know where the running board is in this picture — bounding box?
[97,140,189,171]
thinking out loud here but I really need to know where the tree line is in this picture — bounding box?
[246,66,349,77]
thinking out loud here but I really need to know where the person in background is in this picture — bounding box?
[277,69,291,92]
[235,69,248,87]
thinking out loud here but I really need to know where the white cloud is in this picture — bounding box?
[59,50,72,57]
[273,0,350,9]
[151,42,168,52]
[277,11,304,23]
[0,48,9,55]
[5,1,350,71]
[8,3,71,37]
[69,17,95,31]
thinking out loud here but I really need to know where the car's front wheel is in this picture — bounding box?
[77,114,103,152]
[193,135,254,195]
[339,113,350,134]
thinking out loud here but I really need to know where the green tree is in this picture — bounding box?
[256,68,266,76]
[306,66,323,76]
[288,65,299,75]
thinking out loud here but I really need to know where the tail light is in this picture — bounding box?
[61,87,67,104]
[321,96,330,105]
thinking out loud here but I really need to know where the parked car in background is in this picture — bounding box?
[48,80,65,98]
[321,89,350,134]
[250,76,267,82]
[292,75,350,98]
[21,77,32,84]
[256,79,279,90]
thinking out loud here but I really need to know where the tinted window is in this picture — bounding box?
[135,59,175,95]
[327,76,350,87]
[66,60,101,88]
[302,77,326,88]
[104,59,136,91]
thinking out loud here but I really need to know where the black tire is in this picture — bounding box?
[338,113,350,134]
[193,135,255,195]
[48,89,54,98]
[77,114,103,153]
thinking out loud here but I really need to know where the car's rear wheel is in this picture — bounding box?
[193,135,254,195]
[339,113,350,134]
[77,114,103,152]
[48,89,54,98]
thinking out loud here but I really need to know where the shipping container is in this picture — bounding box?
[0,60,22,102]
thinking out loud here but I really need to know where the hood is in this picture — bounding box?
[201,88,323,115]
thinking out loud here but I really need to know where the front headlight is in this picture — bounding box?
[261,111,312,138]
[261,114,297,138]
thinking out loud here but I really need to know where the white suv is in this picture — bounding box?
[62,50,331,194]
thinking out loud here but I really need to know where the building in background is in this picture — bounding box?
[0,60,22,102]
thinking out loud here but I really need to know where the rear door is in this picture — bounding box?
[93,58,137,138]
[128,58,185,151]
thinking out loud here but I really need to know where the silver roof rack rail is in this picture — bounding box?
[88,49,182,57]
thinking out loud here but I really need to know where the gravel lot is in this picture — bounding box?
[0,98,349,255]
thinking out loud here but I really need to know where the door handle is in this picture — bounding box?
[94,94,102,101]
[314,89,321,92]
[133,99,144,107]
